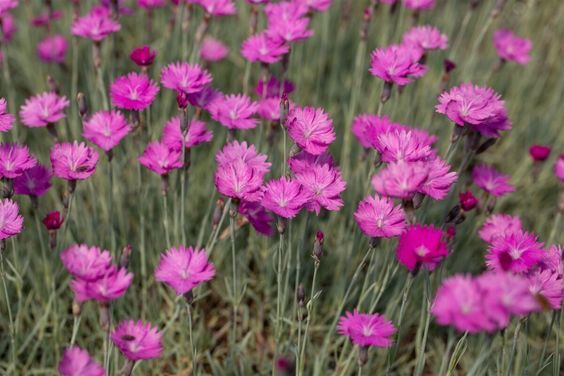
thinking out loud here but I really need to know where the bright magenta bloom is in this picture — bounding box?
[369,44,427,86]
[375,129,434,163]
[0,143,37,179]
[209,94,258,130]
[402,25,448,51]
[71,6,121,42]
[161,62,212,95]
[529,144,551,162]
[162,117,213,151]
[527,270,563,311]
[418,157,457,200]
[50,142,99,181]
[13,164,51,197]
[37,34,68,64]
[83,110,132,152]
[294,163,346,214]
[138,141,182,175]
[459,191,478,211]
[215,159,265,202]
[555,154,564,182]
[472,164,515,197]
[402,0,435,11]
[288,151,335,175]
[194,0,236,16]
[479,214,522,243]
[0,98,14,132]
[264,1,308,22]
[86,266,133,302]
[267,14,313,43]
[201,36,229,62]
[19,92,70,128]
[257,98,282,121]
[486,230,545,273]
[0,199,23,240]
[239,200,274,236]
[493,29,532,65]
[354,195,406,238]
[338,310,396,347]
[0,12,16,41]
[138,0,166,9]
[43,211,64,230]
[110,72,159,111]
[130,45,156,67]
[352,114,399,149]
[372,161,428,199]
[59,347,104,376]
[111,320,163,361]
[287,107,336,156]
[255,76,295,98]
[60,244,112,281]
[241,32,289,64]
[261,177,312,219]
[216,141,271,175]
[436,83,511,138]
[155,245,215,296]
[396,224,448,272]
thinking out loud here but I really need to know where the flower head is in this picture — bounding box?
[111,320,163,361]
[71,7,121,42]
[338,310,396,347]
[138,141,182,175]
[369,44,427,86]
[402,0,435,11]
[216,141,271,175]
[493,29,532,65]
[130,45,156,67]
[288,151,335,174]
[303,0,332,12]
[396,224,448,272]
[209,94,258,130]
[215,159,265,202]
[195,0,237,16]
[261,177,312,219]
[354,195,406,238]
[486,230,545,273]
[138,0,166,9]
[529,144,551,162]
[0,0,17,16]
[50,142,99,181]
[155,246,215,296]
[0,98,14,132]
[255,76,295,98]
[418,157,457,200]
[375,129,434,163]
[371,161,429,199]
[110,72,159,111]
[162,117,213,151]
[479,214,523,243]
[200,37,229,62]
[161,62,212,95]
[0,143,37,179]
[19,92,70,128]
[472,164,515,197]
[85,266,133,302]
[60,244,112,281]
[352,114,399,149]
[266,15,313,43]
[459,191,478,211]
[294,163,346,214]
[287,107,336,155]
[83,110,132,152]
[43,211,63,230]
[13,164,51,197]
[59,347,104,376]
[0,199,23,240]
[37,34,68,64]
[402,25,448,51]
[241,32,289,64]
[527,270,563,311]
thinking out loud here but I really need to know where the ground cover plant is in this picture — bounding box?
[0,0,563,375]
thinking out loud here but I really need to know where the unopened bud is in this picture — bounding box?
[160,175,169,196]
[119,245,132,268]
[184,290,194,305]
[212,198,225,228]
[47,75,59,94]
[380,82,393,104]
[277,218,286,235]
[99,303,110,330]
[280,93,289,127]
[358,346,369,367]
[297,284,306,307]
[176,92,189,110]
[312,230,324,262]
[72,300,82,316]
[445,205,461,224]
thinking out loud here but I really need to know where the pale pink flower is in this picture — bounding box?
[372,161,429,199]
[241,32,289,64]
[287,106,336,155]
[352,114,399,149]
[369,44,427,86]
[19,92,70,128]
[294,163,346,214]
[84,266,133,303]
[288,151,335,174]
[161,62,212,95]
[83,110,132,152]
[59,347,104,376]
[0,0,17,16]
[554,154,564,182]
[375,129,434,163]
[111,320,163,361]
[479,214,523,244]
[0,97,14,132]
[418,157,457,200]
[0,198,23,240]
[0,143,37,179]
[209,94,258,130]
[354,195,406,238]
[402,0,435,11]
[71,6,121,42]
[215,141,271,175]
[402,25,448,51]
[194,0,236,16]
[60,244,112,281]
[338,310,396,347]
[267,15,313,43]
[162,117,213,151]
[527,270,563,311]
[37,34,68,64]
[215,159,265,202]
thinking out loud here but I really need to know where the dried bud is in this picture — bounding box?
[529,144,551,162]
[380,82,393,104]
[459,191,478,211]
[47,75,59,94]
[184,290,194,305]
[313,230,324,262]
[443,59,457,74]
[130,45,157,67]
[369,237,380,249]
[212,198,225,228]
[119,245,132,269]
[77,92,88,118]
[280,93,290,127]
[297,284,306,307]
[445,205,461,224]
[277,218,287,235]
[72,300,82,316]
[412,192,425,209]
[43,211,64,230]
[358,346,369,367]
[99,303,110,330]
[491,0,506,18]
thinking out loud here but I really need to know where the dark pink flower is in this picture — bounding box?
[138,141,182,175]
[486,230,545,273]
[261,177,312,219]
[194,0,236,16]
[294,163,346,214]
[37,34,68,64]
[403,25,448,51]
[187,85,221,110]
[266,15,313,43]
[372,161,428,199]
[138,0,166,9]
[110,72,160,111]
[241,32,289,64]
[61,244,112,281]
[338,310,396,347]
[493,29,532,65]
[13,164,51,197]
[479,214,523,244]
[354,195,406,238]
[472,164,515,197]
[50,142,99,181]
[200,37,229,62]
[111,320,163,361]
[161,62,212,95]
[209,93,258,130]
[19,92,70,128]
[162,116,213,151]
[130,45,157,67]
[287,106,336,155]
[396,224,448,272]
[0,0,17,17]
[0,12,16,42]
[0,97,14,132]
[302,0,332,12]
[238,200,274,236]
[402,0,435,11]
[0,198,23,240]
[369,44,427,86]
[83,110,132,152]
[555,154,564,182]
[459,191,478,211]
[215,159,265,202]
[255,76,295,98]
[71,6,121,42]
[59,347,104,376]
[42,211,63,230]
[0,143,37,179]
[529,144,551,162]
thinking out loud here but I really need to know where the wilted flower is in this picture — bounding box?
[396,224,448,272]
[162,117,213,151]
[58,347,105,376]
[241,32,289,64]
[161,62,212,95]
[83,110,132,152]
[369,44,427,86]
[354,195,406,238]
[130,45,157,67]
[60,244,112,281]
[200,37,229,62]
[338,310,396,347]
[294,163,346,214]
[402,25,448,51]
[472,164,515,197]
[110,72,160,111]
[71,7,121,42]
[19,92,70,128]
[479,214,523,243]
[529,144,551,162]
[111,320,163,361]
[37,34,68,64]
[0,98,14,132]
[50,142,99,181]
[493,29,532,65]
[261,177,312,219]
[0,198,23,240]
[13,164,51,197]
[138,141,182,175]
[486,230,545,273]
[209,94,258,130]
[0,143,37,179]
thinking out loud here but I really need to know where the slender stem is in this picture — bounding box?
[1,250,16,371]
[414,273,432,376]
[548,211,561,245]
[505,320,522,376]
[103,308,113,372]
[186,302,197,375]
[536,310,556,374]
[386,273,414,372]
[206,199,230,255]
[298,262,319,376]
[275,230,285,343]
[69,315,82,346]
[163,193,171,248]
[108,157,116,252]
[229,211,238,345]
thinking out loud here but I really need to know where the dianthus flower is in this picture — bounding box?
[200,37,229,62]
[479,214,523,243]
[0,143,37,179]
[402,0,435,11]
[110,72,159,111]
[402,25,448,51]
[130,45,156,67]
[0,0,17,16]
[375,129,434,163]
[216,141,271,175]
[493,29,532,65]
[486,230,545,274]
[0,98,14,132]
[83,110,132,152]
[396,224,448,272]
[111,320,163,361]
[194,0,236,16]
[138,0,166,9]
[287,106,336,155]
[529,144,551,162]
[238,200,274,236]
[371,161,428,199]
[555,154,564,182]
[418,157,457,200]
[138,141,182,175]
[354,195,406,238]
[71,6,121,42]
[288,151,334,174]
[261,177,312,218]
[294,163,346,214]
[302,0,332,12]
[37,34,68,64]
[527,270,563,311]
[13,164,51,197]
[352,114,399,149]
[472,164,515,197]
[241,32,289,64]
[50,142,99,181]
[162,117,213,151]
[161,62,212,95]
[209,94,258,130]
[60,244,112,281]
[19,92,70,128]
[58,347,104,376]
[0,198,23,240]
[338,310,396,347]
[267,15,313,43]
[80,266,133,303]
[255,76,295,98]
[369,44,427,86]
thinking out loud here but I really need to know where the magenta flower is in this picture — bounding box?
[267,15,313,43]
[396,224,448,272]
[215,159,265,202]
[43,211,64,231]
[287,107,336,156]
[209,94,258,130]
[472,164,515,197]
[60,244,112,281]
[352,114,399,149]
[459,191,478,211]
[19,92,70,128]
[479,214,523,243]
[83,110,132,152]
[186,86,221,110]
[369,44,427,86]
[402,0,435,11]
[138,141,182,175]
[155,245,215,296]
[0,12,16,42]
[37,34,68,64]
[86,266,133,303]
[71,6,121,42]
[338,310,396,347]
[0,199,23,240]
[238,200,274,236]
[0,0,17,16]
[375,129,434,163]
[13,164,51,197]
[110,72,159,111]
[0,98,14,132]
[537,245,563,275]
[264,2,308,22]
[372,161,428,199]
[555,154,564,182]
[354,195,406,238]
[161,62,212,95]
[0,143,37,179]
[261,177,313,219]
[294,163,346,214]
[216,141,271,175]
[130,45,156,67]
[528,270,563,311]
[194,0,236,16]
[255,76,295,98]
[59,347,104,376]
[288,151,335,175]
[436,83,511,138]
[162,117,213,151]
[111,320,163,361]
[257,98,282,122]
[241,32,289,64]
[200,37,229,62]
[50,142,99,181]
[403,25,448,51]
[493,29,532,65]
[138,0,166,9]
[486,230,545,273]
[529,144,551,162]
[418,157,457,200]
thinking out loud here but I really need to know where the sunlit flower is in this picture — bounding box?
[50,142,99,181]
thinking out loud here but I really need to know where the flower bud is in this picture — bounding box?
[130,45,157,67]
[77,92,88,118]
[176,92,189,110]
[529,144,551,162]
[459,191,478,211]
[43,211,64,230]
[119,245,132,269]
[212,198,225,228]
[357,346,369,367]
[312,230,324,262]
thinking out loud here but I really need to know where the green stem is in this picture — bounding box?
[186,302,197,375]
[386,273,414,372]
[1,249,16,372]
[163,193,171,249]
[69,315,81,346]
[298,262,319,376]
[414,273,432,376]
[229,211,238,345]
[275,230,285,344]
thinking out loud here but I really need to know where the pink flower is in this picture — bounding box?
[0,12,16,42]
[0,97,14,132]
[238,200,274,236]
[60,244,112,281]
[288,150,335,174]
[264,2,308,22]
[493,29,532,65]
[59,347,104,376]
[130,45,156,67]
[354,195,406,238]
[110,72,159,111]
[83,110,132,152]
[402,0,435,11]
[402,25,448,51]
[31,10,63,28]
[459,191,478,211]
[436,83,511,138]
[85,266,133,302]
[527,270,563,311]
[529,144,551,162]
[267,15,313,43]
[0,0,17,16]
[194,0,236,16]
[200,37,229,62]
[375,129,434,163]
[0,198,23,240]
[255,76,295,98]
[13,164,51,197]
[111,320,163,361]
[161,62,212,95]
[287,107,336,155]
[162,117,213,151]
[472,164,515,197]
[537,245,563,276]
[369,44,427,86]
[302,0,332,12]
[338,310,396,347]
[138,0,166,9]
[261,177,312,219]
[555,154,564,182]
[479,214,523,243]
[418,157,457,200]
[138,141,182,175]
[396,224,448,272]
[50,142,99,181]
[372,161,429,199]
[187,85,221,110]
[0,143,37,179]
[37,34,68,64]
[71,7,121,42]
[215,159,265,202]
[209,94,258,130]
[352,114,399,149]
[486,230,545,273]
[294,163,346,214]
[19,92,70,128]
[241,32,289,64]
[216,141,271,175]
[155,245,215,296]
[257,97,282,121]
[43,211,63,230]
